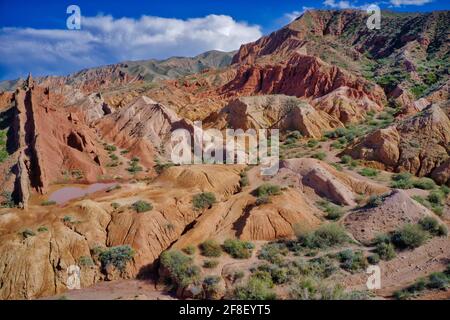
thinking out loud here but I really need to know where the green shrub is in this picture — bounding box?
[428,191,443,205]
[373,233,391,245]
[419,217,438,233]
[37,226,48,233]
[41,200,56,206]
[390,172,413,189]
[98,245,135,271]
[62,215,74,223]
[21,229,35,239]
[199,240,222,257]
[79,256,94,267]
[299,223,349,249]
[182,245,196,255]
[154,162,175,174]
[312,152,326,161]
[340,155,352,164]
[255,196,271,206]
[160,250,200,288]
[426,272,449,290]
[0,191,15,208]
[254,184,281,198]
[223,239,255,259]
[131,200,153,213]
[193,192,216,210]
[233,275,276,300]
[239,172,249,187]
[413,178,436,190]
[366,195,383,208]
[391,224,428,249]
[258,242,289,264]
[289,275,347,300]
[367,254,380,265]
[317,201,344,220]
[337,250,368,272]
[104,145,117,152]
[111,202,120,210]
[287,131,302,140]
[391,179,414,189]
[203,275,221,297]
[375,242,396,260]
[307,140,318,148]
[359,168,379,177]
[127,162,143,173]
[203,260,219,269]
[392,172,412,181]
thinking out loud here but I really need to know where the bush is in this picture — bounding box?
[337,250,368,272]
[289,275,347,300]
[37,226,48,233]
[254,184,281,198]
[193,192,216,210]
[390,173,413,189]
[413,178,436,190]
[104,145,117,152]
[111,202,120,210]
[312,152,326,161]
[131,200,153,213]
[340,155,352,164]
[258,242,289,264]
[317,201,344,220]
[428,191,443,205]
[79,256,94,267]
[375,242,396,260]
[21,229,35,239]
[419,217,438,233]
[233,275,276,300]
[223,239,255,259]
[391,179,414,189]
[255,196,271,206]
[203,260,219,269]
[182,245,196,255]
[426,272,449,290]
[366,195,383,208]
[199,240,222,257]
[299,223,349,249]
[0,191,14,208]
[359,168,379,177]
[391,224,428,249]
[98,245,135,271]
[239,172,249,187]
[307,140,318,148]
[41,200,56,206]
[203,275,221,297]
[62,215,74,223]
[160,250,200,288]
[367,254,380,265]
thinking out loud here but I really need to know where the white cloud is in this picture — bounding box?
[284,7,315,22]
[390,0,432,6]
[0,14,262,80]
[323,0,354,9]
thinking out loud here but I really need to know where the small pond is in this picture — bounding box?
[48,183,117,204]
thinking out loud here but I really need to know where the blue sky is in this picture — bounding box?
[0,0,449,80]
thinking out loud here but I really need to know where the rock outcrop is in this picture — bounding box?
[279,158,388,206]
[0,79,108,206]
[97,96,191,168]
[205,95,342,138]
[343,105,450,182]
[344,190,438,245]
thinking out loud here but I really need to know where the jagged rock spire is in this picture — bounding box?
[24,72,34,89]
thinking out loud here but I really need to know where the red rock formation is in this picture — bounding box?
[0,78,108,206]
[343,105,450,182]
